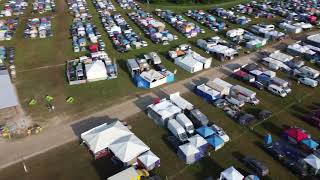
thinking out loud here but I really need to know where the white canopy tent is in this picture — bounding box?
[304,154,320,174]
[109,134,150,163]
[81,121,133,154]
[178,143,201,164]
[137,150,160,170]
[219,166,244,180]
[188,134,207,149]
[85,60,107,82]
[169,92,194,111]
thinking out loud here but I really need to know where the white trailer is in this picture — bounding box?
[230,85,259,105]
[167,119,188,142]
[176,113,194,135]
[206,78,233,96]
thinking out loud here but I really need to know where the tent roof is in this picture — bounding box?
[109,134,150,163]
[85,60,107,79]
[221,166,244,180]
[301,139,319,149]
[148,99,181,120]
[196,126,214,138]
[137,150,160,167]
[304,154,320,170]
[108,167,138,180]
[178,143,200,156]
[188,134,207,148]
[206,135,224,147]
[81,121,133,154]
[0,70,18,109]
[169,92,194,110]
[285,128,308,142]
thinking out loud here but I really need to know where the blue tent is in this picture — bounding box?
[301,138,319,150]
[264,134,272,145]
[206,135,224,151]
[196,126,214,138]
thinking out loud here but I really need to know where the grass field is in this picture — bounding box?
[0,0,277,125]
[1,69,320,179]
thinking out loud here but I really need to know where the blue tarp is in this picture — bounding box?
[206,135,224,149]
[301,138,319,150]
[196,126,214,138]
[133,75,149,89]
[264,134,272,145]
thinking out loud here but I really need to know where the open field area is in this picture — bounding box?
[1,71,320,179]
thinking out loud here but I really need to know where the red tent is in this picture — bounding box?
[89,44,98,53]
[285,128,308,143]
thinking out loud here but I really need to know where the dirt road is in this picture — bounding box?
[0,37,305,170]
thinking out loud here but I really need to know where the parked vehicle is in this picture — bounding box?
[225,95,245,107]
[282,158,308,177]
[167,119,188,142]
[298,77,318,87]
[242,156,269,176]
[186,108,209,128]
[213,99,227,108]
[267,84,287,97]
[210,124,230,142]
[264,145,285,160]
[237,113,255,125]
[176,113,194,135]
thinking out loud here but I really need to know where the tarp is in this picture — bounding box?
[220,166,244,180]
[304,154,320,173]
[285,128,308,143]
[0,70,18,110]
[109,134,150,163]
[196,126,214,138]
[301,139,319,150]
[81,121,133,154]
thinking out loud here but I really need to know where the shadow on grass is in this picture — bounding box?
[260,121,283,136]
[71,116,117,138]
[133,94,156,113]
[290,104,310,115]
[194,156,224,180]
[91,156,124,180]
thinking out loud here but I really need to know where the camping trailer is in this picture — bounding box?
[176,113,194,135]
[167,119,188,142]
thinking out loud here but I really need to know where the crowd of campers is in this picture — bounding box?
[155,9,205,38]
[67,0,92,21]
[93,0,115,12]
[0,0,28,17]
[128,10,177,45]
[209,7,251,25]
[0,19,18,41]
[250,24,286,41]
[265,1,319,25]
[66,51,117,85]
[231,3,275,19]
[32,0,55,14]
[116,0,139,10]
[147,92,230,164]
[71,19,103,52]
[126,52,174,89]
[263,127,320,177]
[260,49,320,88]
[80,121,160,180]
[0,46,16,78]
[24,17,52,39]
[196,37,239,61]
[226,28,268,49]
[185,10,226,32]
[279,20,313,34]
[99,12,147,52]
[194,78,274,126]
[168,44,212,73]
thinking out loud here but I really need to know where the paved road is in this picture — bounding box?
[0,37,303,170]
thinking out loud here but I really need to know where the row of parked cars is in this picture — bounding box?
[0,0,28,17]
[116,0,140,10]
[155,9,205,38]
[32,0,55,14]
[209,7,251,25]
[185,10,226,32]
[128,9,178,45]
[0,19,19,41]
[24,17,53,39]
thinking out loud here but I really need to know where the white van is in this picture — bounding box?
[267,84,287,97]
[176,113,194,135]
[167,119,188,142]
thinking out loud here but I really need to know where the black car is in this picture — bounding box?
[153,64,167,72]
[258,110,272,121]
[242,156,269,176]
[282,158,308,177]
[250,81,264,90]
[237,113,255,125]
[265,145,285,160]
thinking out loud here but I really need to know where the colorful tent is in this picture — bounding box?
[264,134,272,145]
[219,166,244,180]
[285,128,308,143]
[196,126,215,138]
[206,135,224,151]
[301,138,319,150]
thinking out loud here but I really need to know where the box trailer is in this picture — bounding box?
[169,92,194,111]
[230,85,260,105]
[176,113,194,135]
[194,84,221,103]
[167,119,188,142]
[206,78,233,96]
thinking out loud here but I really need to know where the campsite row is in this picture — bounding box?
[24,17,53,39]
[0,0,28,17]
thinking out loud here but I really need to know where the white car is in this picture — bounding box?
[210,124,230,143]
[225,95,245,107]
[298,77,318,87]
